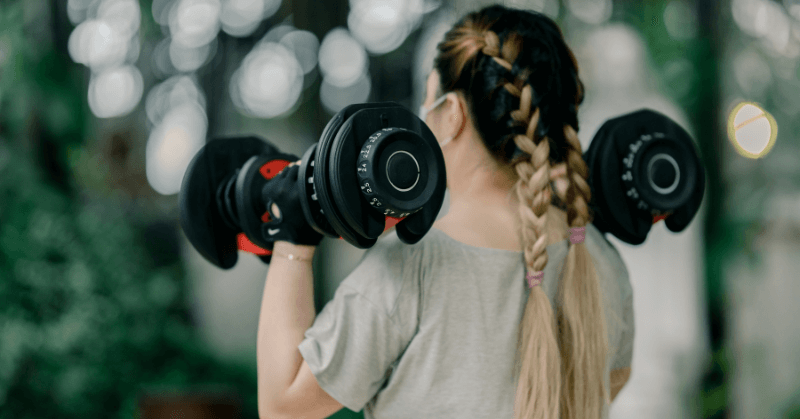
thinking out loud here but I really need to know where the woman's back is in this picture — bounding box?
[297,209,634,418]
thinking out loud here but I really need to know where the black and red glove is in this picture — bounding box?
[260,163,324,247]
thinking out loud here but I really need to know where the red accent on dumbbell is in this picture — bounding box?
[384,215,406,231]
[237,232,272,256]
[260,159,292,223]
[260,160,292,180]
[652,214,669,224]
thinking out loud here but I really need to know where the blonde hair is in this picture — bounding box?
[433,6,609,418]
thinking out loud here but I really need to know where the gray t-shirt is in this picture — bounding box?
[298,223,634,419]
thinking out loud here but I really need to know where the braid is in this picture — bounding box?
[563,125,592,227]
[477,31,552,277]
[557,123,610,417]
[480,30,561,419]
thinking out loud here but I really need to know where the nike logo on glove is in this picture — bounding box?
[267,228,280,236]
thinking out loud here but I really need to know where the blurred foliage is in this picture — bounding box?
[0,1,87,151]
[0,142,259,419]
[0,1,259,418]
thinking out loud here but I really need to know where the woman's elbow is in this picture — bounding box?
[610,367,632,402]
[259,396,286,419]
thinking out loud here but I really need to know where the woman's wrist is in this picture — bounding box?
[272,241,317,261]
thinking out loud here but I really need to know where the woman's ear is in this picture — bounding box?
[443,92,467,140]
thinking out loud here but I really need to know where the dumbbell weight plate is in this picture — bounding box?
[313,104,366,247]
[298,143,338,237]
[179,136,284,270]
[584,108,704,245]
[315,103,404,248]
[330,111,437,241]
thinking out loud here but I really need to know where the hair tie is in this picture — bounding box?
[568,226,586,244]
[526,270,544,288]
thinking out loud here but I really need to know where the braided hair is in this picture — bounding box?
[433,6,608,419]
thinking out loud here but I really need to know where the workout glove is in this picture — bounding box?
[261,163,324,247]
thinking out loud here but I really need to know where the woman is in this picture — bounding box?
[256,5,634,419]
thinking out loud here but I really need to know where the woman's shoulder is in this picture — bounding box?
[338,230,423,306]
[585,223,632,300]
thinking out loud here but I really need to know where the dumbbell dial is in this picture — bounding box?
[620,131,695,215]
[356,127,430,218]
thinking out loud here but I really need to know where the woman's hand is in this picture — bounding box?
[261,162,324,247]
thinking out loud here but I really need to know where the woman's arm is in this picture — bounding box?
[257,241,318,417]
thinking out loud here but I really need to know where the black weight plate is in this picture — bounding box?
[236,155,271,249]
[179,136,281,270]
[603,114,650,245]
[313,105,355,245]
[298,143,337,237]
[584,117,618,236]
[315,103,402,248]
[217,169,240,231]
[321,117,376,248]
[331,108,436,241]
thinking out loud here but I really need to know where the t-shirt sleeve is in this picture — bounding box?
[612,260,635,370]
[297,235,419,412]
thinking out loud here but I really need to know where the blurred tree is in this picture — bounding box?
[617,0,728,417]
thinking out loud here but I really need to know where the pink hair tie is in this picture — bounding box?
[526,271,544,288]
[569,226,586,244]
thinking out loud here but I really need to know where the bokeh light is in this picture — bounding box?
[261,23,295,44]
[320,73,371,114]
[169,37,216,72]
[68,19,130,70]
[732,0,765,37]
[67,0,144,117]
[726,101,778,159]
[582,25,645,89]
[67,0,94,25]
[662,58,696,98]
[146,102,208,196]
[230,42,304,118]
[152,0,175,25]
[152,37,177,78]
[567,0,612,25]
[503,0,559,17]
[87,65,144,118]
[755,1,793,55]
[220,0,281,37]
[97,0,141,39]
[169,0,222,49]
[348,0,421,55]
[280,30,320,74]
[733,48,773,100]
[318,27,368,87]
[663,0,697,40]
[145,75,206,126]
[732,0,799,57]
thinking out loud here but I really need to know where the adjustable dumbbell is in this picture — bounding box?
[583,108,705,245]
[179,102,447,270]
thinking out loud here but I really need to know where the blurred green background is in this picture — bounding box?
[1,0,799,418]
